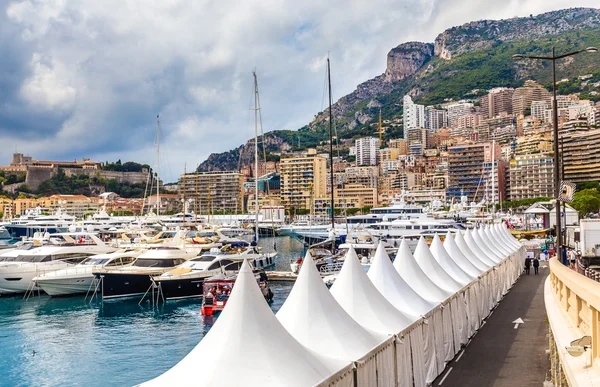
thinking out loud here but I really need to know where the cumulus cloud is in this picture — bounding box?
[0,0,598,181]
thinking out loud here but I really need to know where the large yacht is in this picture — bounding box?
[4,208,74,239]
[0,233,116,295]
[34,250,141,296]
[152,242,276,300]
[93,246,198,300]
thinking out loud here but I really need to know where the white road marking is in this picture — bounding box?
[455,349,465,362]
[438,367,453,385]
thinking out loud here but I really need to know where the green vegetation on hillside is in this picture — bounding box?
[36,170,150,198]
[103,160,151,173]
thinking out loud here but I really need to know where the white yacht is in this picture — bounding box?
[34,250,141,296]
[362,218,465,242]
[153,242,276,300]
[93,246,198,299]
[0,233,116,295]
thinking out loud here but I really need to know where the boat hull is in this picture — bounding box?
[154,277,206,300]
[36,275,95,296]
[95,272,159,300]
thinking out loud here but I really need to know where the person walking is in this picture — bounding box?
[524,256,532,275]
[533,257,540,275]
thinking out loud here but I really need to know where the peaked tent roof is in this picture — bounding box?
[474,228,504,262]
[143,260,351,387]
[483,225,511,256]
[443,232,483,276]
[393,239,451,304]
[496,224,521,250]
[429,235,473,285]
[464,229,497,266]
[330,247,415,334]
[368,243,437,317]
[455,230,492,270]
[277,252,387,361]
[413,236,464,293]
[492,224,514,250]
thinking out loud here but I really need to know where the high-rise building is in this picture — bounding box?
[530,100,549,122]
[509,153,554,200]
[447,143,504,202]
[403,95,425,139]
[562,128,600,183]
[444,101,475,127]
[406,127,428,156]
[179,171,245,213]
[354,137,380,166]
[389,139,408,155]
[480,88,514,118]
[512,80,552,116]
[425,106,448,131]
[278,149,327,210]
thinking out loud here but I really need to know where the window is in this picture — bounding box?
[207,262,222,271]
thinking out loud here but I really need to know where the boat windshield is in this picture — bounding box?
[15,244,36,251]
[192,255,216,262]
[133,259,179,268]
[82,257,111,265]
[13,255,51,263]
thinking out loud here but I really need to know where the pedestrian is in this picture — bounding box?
[524,256,532,275]
[533,257,540,275]
[568,249,577,269]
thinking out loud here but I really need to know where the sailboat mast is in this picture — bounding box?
[253,72,260,242]
[156,115,161,217]
[182,163,186,223]
[327,58,335,231]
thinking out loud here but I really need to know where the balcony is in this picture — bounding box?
[546,258,600,386]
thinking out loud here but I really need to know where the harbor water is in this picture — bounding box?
[0,236,302,387]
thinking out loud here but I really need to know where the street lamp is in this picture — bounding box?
[513,46,597,264]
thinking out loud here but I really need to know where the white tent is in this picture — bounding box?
[473,228,503,263]
[412,236,463,293]
[277,251,388,360]
[330,247,415,335]
[443,232,483,277]
[464,229,496,267]
[429,235,473,285]
[368,243,437,317]
[143,260,353,387]
[454,231,491,271]
[393,239,451,303]
[483,225,511,257]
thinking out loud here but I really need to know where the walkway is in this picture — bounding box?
[434,262,550,387]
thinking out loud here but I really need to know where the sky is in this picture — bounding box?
[0,0,598,182]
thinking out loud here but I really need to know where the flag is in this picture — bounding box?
[558,181,576,202]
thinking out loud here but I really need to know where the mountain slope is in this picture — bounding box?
[198,7,600,172]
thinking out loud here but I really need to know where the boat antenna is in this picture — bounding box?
[327,57,335,236]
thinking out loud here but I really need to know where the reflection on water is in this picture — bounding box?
[0,237,297,387]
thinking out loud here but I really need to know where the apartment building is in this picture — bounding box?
[509,153,554,200]
[278,150,327,210]
[179,171,245,213]
[512,80,552,116]
[480,88,514,118]
[354,137,380,166]
[403,95,425,139]
[425,106,448,131]
[562,128,600,183]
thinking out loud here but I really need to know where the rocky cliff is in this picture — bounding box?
[199,7,600,171]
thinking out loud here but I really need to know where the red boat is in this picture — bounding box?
[200,271,273,316]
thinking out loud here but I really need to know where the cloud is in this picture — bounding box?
[0,0,598,181]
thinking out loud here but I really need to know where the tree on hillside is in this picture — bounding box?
[571,189,600,217]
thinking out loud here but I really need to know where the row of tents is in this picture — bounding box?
[142,223,525,387]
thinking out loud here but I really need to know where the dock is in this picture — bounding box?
[267,271,298,282]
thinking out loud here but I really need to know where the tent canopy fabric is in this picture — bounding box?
[144,260,351,387]
[368,243,437,317]
[454,231,491,271]
[429,235,473,285]
[330,247,415,334]
[413,237,464,293]
[393,239,451,304]
[473,229,503,262]
[277,251,388,361]
[464,229,496,266]
[444,232,483,276]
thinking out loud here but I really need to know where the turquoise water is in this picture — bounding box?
[0,236,302,387]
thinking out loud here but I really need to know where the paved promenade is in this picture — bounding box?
[434,263,550,387]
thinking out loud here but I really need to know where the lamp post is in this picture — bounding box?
[513,46,598,264]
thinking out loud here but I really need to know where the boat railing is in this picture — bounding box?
[319,262,344,275]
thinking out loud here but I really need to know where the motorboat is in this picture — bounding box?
[0,226,11,242]
[152,242,277,300]
[93,246,198,300]
[0,233,116,295]
[34,250,141,296]
[200,271,272,315]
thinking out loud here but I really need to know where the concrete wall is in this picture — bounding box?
[24,166,150,191]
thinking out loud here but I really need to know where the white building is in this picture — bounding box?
[354,137,380,166]
[444,101,474,127]
[403,95,425,139]
[425,106,448,132]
